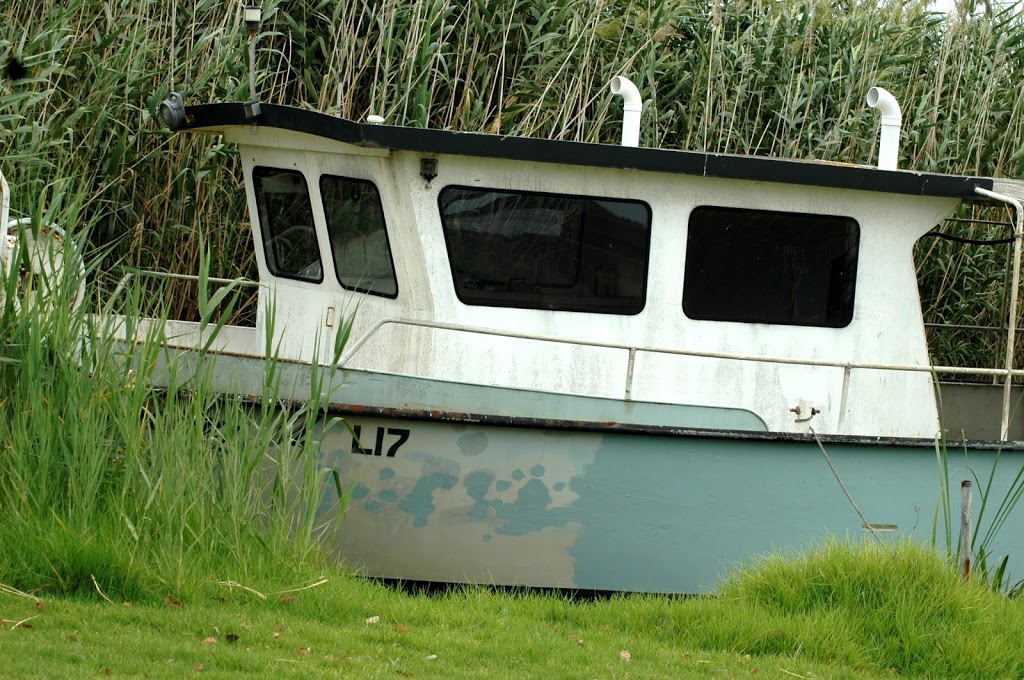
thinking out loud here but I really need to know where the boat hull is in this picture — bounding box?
[323,413,1023,593]
[154,348,1024,593]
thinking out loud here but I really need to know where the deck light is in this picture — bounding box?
[420,158,438,181]
[159,92,186,129]
[243,100,262,119]
[244,3,261,32]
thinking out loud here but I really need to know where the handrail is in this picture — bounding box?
[119,269,260,287]
[975,186,1024,440]
[105,270,260,314]
[337,315,1024,384]
[924,322,1008,332]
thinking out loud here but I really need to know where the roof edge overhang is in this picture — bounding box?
[175,102,993,200]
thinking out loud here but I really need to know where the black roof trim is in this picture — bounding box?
[178,102,993,199]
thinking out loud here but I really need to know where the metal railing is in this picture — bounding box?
[337,314,1024,438]
[974,186,1024,439]
[106,269,260,312]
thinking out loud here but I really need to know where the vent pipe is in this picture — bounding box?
[610,76,642,147]
[866,87,902,171]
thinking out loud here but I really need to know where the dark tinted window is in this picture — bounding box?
[253,167,323,283]
[439,187,651,314]
[320,176,398,298]
[683,206,859,327]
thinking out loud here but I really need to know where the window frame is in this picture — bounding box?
[319,174,399,299]
[252,165,325,284]
[438,185,653,315]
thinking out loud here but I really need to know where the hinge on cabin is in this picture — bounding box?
[325,306,336,328]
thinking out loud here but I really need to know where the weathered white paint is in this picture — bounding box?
[186,125,964,439]
[2,219,86,316]
[992,178,1024,201]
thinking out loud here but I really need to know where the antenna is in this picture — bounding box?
[158,2,186,130]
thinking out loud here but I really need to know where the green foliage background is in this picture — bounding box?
[2,0,1023,360]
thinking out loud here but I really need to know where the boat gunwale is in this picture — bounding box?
[174,102,993,200]
[255,392,1023,451]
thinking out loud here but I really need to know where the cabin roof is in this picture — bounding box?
[175,102,993,200]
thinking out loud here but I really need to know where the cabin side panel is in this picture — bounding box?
[234,127,956,439]
[364,153,954,437]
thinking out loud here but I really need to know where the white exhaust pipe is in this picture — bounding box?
[610,76,642,147]
[866,87,902,171]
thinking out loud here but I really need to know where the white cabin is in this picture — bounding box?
[166,102,1022,440]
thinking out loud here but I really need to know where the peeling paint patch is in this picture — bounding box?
[495,478,569,536]
[553,482,566,492]
[352,483,370,500]
[458,432,488,456]
[482,534,493,542]
[379,468,396,480]
[496,480,512,491]
[400,472,459,528]
[530,464,545,478]
[364,500,383,512]
[511,469,525,481]
[378,490,398,502]
[464,470,496,518]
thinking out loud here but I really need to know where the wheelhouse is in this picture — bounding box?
[160,103,1014,441]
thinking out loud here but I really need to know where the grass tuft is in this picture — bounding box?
[717,538,1024,676]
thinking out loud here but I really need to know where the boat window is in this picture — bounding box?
[320,175,398,298]
[253,167,323,283]
[683,206,859,327]
[439,187,651,314]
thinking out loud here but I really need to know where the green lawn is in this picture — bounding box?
[2,574,891,680]
[8,540,1024,678]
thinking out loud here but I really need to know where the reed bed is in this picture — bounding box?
[3,0,1023,362]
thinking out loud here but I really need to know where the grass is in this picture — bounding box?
[0,231,342,603]
[2,540,1024,678]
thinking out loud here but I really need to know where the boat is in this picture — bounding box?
[30,63,1020,592]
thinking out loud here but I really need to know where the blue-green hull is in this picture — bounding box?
[321,414,1023,593]
[160,351,1024,593]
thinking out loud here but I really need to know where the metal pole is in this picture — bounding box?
[249,34,257,102]
[0,170,9,268]
[974,187,1024,441]
[960,480,973,580]
[624,347,636,400]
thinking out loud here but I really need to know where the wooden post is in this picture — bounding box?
[960,480,973,580]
